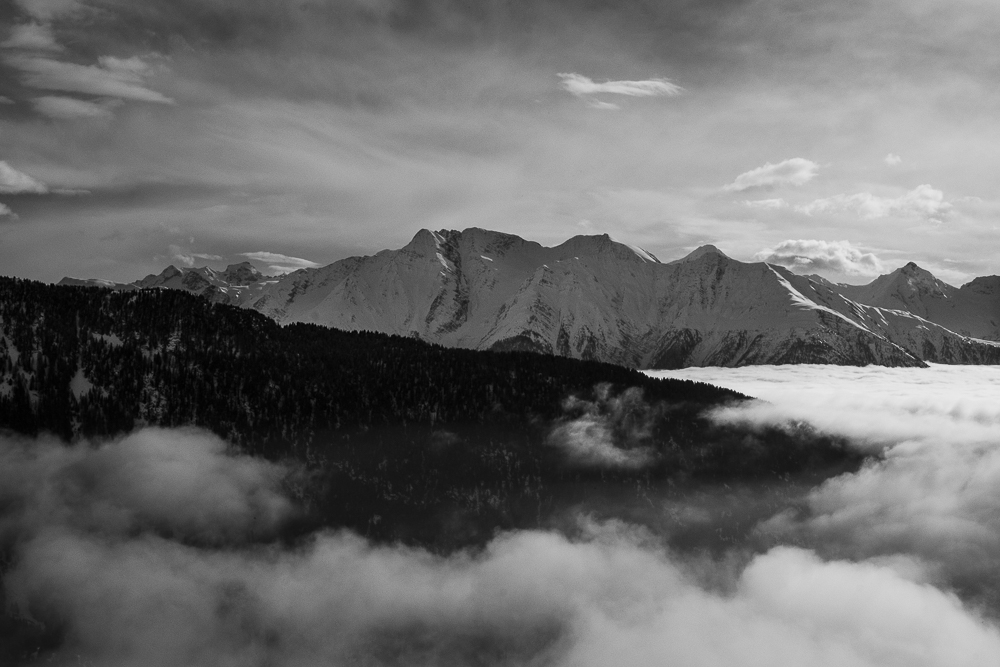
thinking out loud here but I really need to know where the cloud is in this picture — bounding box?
[240,251,320,273]
[0,203,17,218]
[14,0,82,21]
[547,385,657,469]
[4,426,1000,667]
[744,198,789,210]
[32,95,119,119]
[648,363,1000,607]
[885,153,903,166]
[0,96,13,104]
[5,53,174,104]
[1,22,62,51]
[172,249,225,267]
[587,99,621,111]
[755,239,885,277]
[0,160,48,194]
[558,73,683,98]
[724,158,819,191]
[760,439,1000,599]
[796,184,951,220]
[0,428,296,546]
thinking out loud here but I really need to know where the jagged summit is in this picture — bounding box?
[670,244,729,264]
[54,227,1000,368]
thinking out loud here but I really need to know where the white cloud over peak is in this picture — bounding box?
[171,248,225,267]
[0,160,48,194]
[558,73,683,98]
[724,158,819,192]
[797,184,950,220]
[755,239,884,277]
[240,251,320,274]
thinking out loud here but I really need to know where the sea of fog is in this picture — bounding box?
[3,364,1000,666]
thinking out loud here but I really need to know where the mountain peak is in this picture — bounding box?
[404,228,461,253]
[671,244,729,264]
[221,261,265,284]
[895,261,947,286]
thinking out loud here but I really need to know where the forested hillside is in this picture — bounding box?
[0,277,858,544]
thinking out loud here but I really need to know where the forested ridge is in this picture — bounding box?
[0,276,859,545]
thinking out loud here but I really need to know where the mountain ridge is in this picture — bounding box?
[58,227,1000,368]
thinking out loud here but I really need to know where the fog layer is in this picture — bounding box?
[649,363,1000,610]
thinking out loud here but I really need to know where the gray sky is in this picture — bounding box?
[2,0,999,285]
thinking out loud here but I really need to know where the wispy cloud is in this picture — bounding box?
[32,95,119,119]
[558,73,683,98]
[796,184,950,220]
[885,153,902,166]
[755,239,884,277]
[0,160,48,194]
[724,158,819,191]
[587,99,621,111]
[240,251,320,273]
[0,202,17,218]
[744,198,789,210]
[171,247,224,267]
[5,54,174,104]
[240,251,319,267]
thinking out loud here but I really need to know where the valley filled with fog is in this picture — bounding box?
[3,365,1000,666]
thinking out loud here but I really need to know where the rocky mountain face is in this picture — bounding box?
[59,228,1000,368]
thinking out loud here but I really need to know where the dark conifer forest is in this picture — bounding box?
[0,277,859,545]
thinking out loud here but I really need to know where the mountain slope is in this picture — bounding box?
[839,263,1000,341]
[0,276,866,550]
[59,228,1000,368]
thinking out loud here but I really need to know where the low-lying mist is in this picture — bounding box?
[3,364,1000,665]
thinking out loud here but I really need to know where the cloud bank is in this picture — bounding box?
[648,363,1000,608]
[797,184,950,220]
[755,239,885,277]
[724,158,819,192]
[3,425,1000,666]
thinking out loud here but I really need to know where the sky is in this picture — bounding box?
[2,0,1000,285]
[6,365,1000,665]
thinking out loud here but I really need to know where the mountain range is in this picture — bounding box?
[61,228,1000,368]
